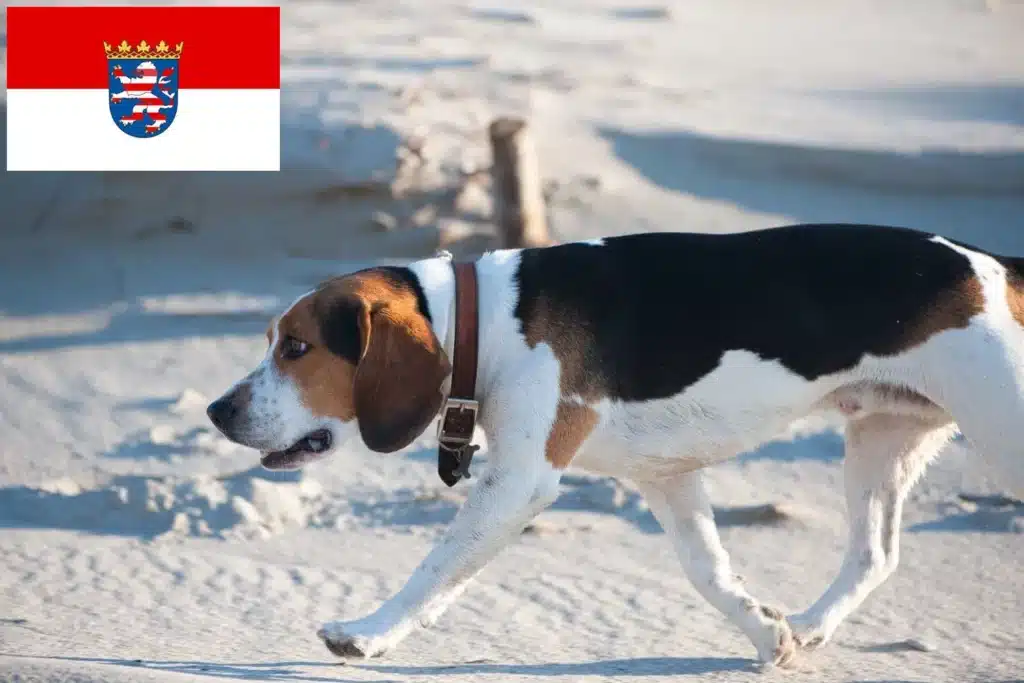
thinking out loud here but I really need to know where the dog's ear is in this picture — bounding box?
[353,301,451,453]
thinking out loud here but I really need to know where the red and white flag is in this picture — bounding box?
[6,5,281,171]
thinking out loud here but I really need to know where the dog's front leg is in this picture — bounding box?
[319,455,562,659]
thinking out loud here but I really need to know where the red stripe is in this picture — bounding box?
[112,96,166,105]
[8,6,280,89]
[122,83,161,92]
[120,110,169,121]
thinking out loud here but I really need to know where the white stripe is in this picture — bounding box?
[931,235,1013,324]
[271,290,316,348]
[6,89,280,171]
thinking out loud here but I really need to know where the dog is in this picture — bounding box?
[207,223,1024,667]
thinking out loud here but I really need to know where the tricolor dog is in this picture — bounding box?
[207,223,1024,667]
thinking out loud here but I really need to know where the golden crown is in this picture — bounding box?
[104,40,184,60]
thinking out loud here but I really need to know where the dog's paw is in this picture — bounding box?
[317,621,390,659]
[787,612,830,652]
[752,605,798,670]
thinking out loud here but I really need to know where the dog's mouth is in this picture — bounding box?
[260,429,333,470]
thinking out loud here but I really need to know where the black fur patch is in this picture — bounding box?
[513,224,981,402]
[316,266,432,364]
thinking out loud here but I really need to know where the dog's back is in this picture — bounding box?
[515,225,987,398]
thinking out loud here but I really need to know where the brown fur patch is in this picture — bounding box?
[521,296,606,400]
[274,296,358,422]
[351,296,451,453]
[545,401,599,469]
[1007,270,1024,328]
[891,275,985,352]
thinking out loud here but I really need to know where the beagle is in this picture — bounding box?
[207,223,1024,667]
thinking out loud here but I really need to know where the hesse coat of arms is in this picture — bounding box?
[105,39,183,137]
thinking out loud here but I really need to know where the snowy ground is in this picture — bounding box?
[1,1,1023,681]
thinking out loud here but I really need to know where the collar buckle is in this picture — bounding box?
[437,398,479,486]
[438,398,479,447]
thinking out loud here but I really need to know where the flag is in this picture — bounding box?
[6,5,281,171]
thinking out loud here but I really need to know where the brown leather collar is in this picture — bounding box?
[437,261,480,487]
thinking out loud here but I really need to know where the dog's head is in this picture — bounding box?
[207,268,451,469]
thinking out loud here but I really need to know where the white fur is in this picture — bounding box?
[635,471,795,665]
[216,237,1024,666]
[788,415,959,648]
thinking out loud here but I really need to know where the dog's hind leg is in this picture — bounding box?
[789,413,956,650]
[635,471,797,668]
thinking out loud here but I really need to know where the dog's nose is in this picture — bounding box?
[206,397,237,431]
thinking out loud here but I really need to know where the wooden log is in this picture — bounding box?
[488,117,551,249]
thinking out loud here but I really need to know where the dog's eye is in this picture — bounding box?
[280,336,310,360]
